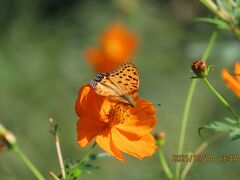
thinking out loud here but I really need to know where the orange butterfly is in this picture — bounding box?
[90,63,139,107]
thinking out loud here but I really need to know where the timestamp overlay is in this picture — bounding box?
[172,154,240,163]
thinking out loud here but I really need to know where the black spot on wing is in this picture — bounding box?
[90,72,109,87]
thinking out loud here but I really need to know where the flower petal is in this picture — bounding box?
[116,99,157,135]
[77,117,106,147]
[75,85,104,119]
[98,99,114,122]
[84,23,138,72]
[222,68,240,97]
[84,48,111,72]
[111,127,157,159]
[96,129,125,161]
[101,23,138,63]
[234,63,240,83]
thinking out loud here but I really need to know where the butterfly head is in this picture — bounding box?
[90,72,109,88]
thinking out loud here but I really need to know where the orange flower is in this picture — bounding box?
[84,23,138,72]
[75,85,157,161]
[222,62,240,97]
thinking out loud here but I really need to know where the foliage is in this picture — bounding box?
[200,0,240,38]
[64,159,99,180]
[201,118,240,140]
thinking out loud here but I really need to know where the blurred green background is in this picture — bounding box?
[0,0,240,179]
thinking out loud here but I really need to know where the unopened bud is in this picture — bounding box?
[191,60,208,78]
[154,132,166,140]
[154,131,166,146]
[0,128,16,149]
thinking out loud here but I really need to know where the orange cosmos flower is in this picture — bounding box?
[222,62,240,97]
[75,85,157,161]
[84,23,138,72]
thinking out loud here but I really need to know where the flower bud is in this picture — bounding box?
[154,131,166,146]
[191,60,208,78]
[154,131,166,140]
[0,128,16,149]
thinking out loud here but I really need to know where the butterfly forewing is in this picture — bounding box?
[90,63,139,105]
[109,63,139,97]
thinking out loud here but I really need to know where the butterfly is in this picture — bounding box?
[90,62,139,107]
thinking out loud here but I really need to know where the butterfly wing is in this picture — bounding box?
[108,63,139,98]
[90,72,125,102]
[90,63,139,105]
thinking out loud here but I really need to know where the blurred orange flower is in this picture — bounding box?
[75,85,157,161]
[84,23,138,72]
[222,62,240,97]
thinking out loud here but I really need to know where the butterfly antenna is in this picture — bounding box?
[127,104,150,116]
[140,103,161,108]
[152,103,161,107]
[133,103,161,116]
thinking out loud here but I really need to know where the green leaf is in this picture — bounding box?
[216,0,227,10]
[217,0,233,11]
[81,164,99,173]
[64,158,99,180]
[88,153,112,160]
[201,118,240,140]
[195,17,230,30]
[235,8,240,24]
[237,0,240,7]
[225,117,238,124]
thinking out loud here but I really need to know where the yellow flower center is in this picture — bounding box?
[105,104,130,128]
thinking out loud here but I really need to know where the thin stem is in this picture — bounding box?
[202,31,218,60]
[78,142,97,165]
[12,145,45,180]
[0,123,44,180]
[55,135,65,179]
[181,133,225,180]
[203,78,239,121]
[65,142,97,179]
[72,142,97,173]
[159,148,173,179]
[200,0,232,22]
[175,31,218,180]
[175,80,197,180]
[49,118,65,179]
[49,172,60,180]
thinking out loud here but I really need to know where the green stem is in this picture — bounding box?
[12,145,45,180]
[203,78,239,121]
[74,142,97,171]
[175,80,197,180]
[175,30,218,180]
[79,142,97,164]
[202,31,218,60]
[159,148,173,179]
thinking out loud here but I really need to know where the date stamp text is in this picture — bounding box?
[172,154,239,162]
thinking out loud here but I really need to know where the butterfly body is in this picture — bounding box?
[120,94,136,107]
[90,63,139,107]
